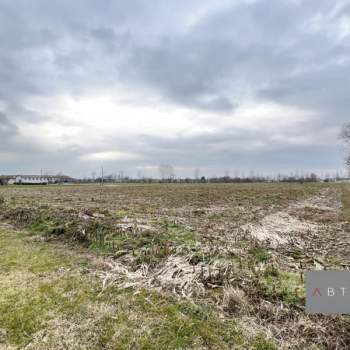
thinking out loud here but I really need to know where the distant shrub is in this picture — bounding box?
[30,219,66,237]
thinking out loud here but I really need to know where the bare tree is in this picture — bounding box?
[158,164,175,181]
[194,168,200,180]
[340,123,350,171]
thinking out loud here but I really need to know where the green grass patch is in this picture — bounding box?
[248,246,270,263]
[257,269,304,305]
[0,228,80,273]
[30,218,56,235]
[96,289,245,350]
[0,272,101,346]
[252,334,277,350]
[0,225,274,349]
[161,219,198,247]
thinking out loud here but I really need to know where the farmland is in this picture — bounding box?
[0,183,350,349]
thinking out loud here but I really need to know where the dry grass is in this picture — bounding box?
[0,182,350,349]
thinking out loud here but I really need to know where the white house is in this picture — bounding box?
[0,175,74,185]
[15,175,49,184]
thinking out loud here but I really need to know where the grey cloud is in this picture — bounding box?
[116,0,346,112]
[0,112,17,140]
[115,129,343,177]
[260,64,350,123]
[0,0,348,176]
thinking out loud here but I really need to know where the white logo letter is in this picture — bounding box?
[328,288,335,296]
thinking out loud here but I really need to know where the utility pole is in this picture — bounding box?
[101,166,104,186]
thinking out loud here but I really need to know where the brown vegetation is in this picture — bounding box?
[1,183,350,349]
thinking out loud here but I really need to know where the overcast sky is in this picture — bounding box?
[0,0,349,178]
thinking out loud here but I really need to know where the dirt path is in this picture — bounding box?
[242,187,349,268]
